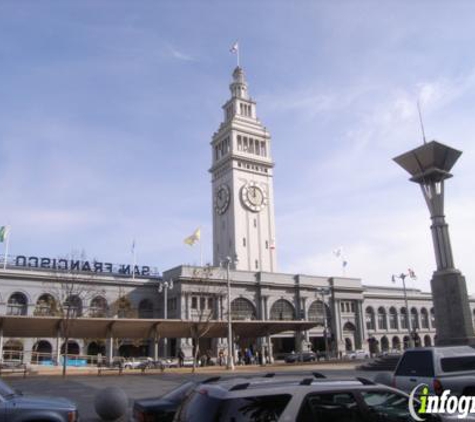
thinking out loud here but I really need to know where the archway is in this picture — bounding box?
[424,335,432,347]
[32,340,53,363]
[380,336,389,352]
[3,339,23,361]
[343,322,356,351]
[231,298,257,320]
[392,336,401,351]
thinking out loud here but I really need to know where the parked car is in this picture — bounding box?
[173,373,456,421]
[284,352,317,363]
[132,377,220,422]
[0,377,79,422]
[343,349,370,360]
[393,345,475,396]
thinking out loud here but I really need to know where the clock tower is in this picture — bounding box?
[210,67,277,272]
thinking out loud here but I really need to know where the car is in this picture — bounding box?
[173,373,468,422]
[393,346,475,395]
[0,377,79,422]
[343,349,370,360]
[132,377,221,422]
[284,352,317,363]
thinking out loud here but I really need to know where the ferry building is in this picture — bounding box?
[0,66,465,364]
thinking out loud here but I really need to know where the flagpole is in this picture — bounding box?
[3,227,10,270]
[199,226,203,267]
[131,240,136,280]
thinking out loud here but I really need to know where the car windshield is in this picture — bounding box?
[162,381,196,402]
[0,380,17,399]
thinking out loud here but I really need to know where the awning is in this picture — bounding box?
[0,316,319,339]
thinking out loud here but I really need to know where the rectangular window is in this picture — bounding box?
[237,135,242,151]
[255,141,260,155]
[441,356,475,373]
[200,297,206,310]
[191,297,198,309]
[395,351,434,377]
[243,238,246,247]
[208,298,214,310]
[265,241,269,249]
[261,141,267,156]
[249,138,254,154]
[255,260,259,269]
[243,137,248,152]
[254,219,257,227]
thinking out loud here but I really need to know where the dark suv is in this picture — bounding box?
[173,374,446,422]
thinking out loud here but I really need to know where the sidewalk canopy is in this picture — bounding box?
[0,316,320,339]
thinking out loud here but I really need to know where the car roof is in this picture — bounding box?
[193,375,391,399]
[403,346,475,358]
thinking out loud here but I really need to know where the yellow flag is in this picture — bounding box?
[184,228,201,246]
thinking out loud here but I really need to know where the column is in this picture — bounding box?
[356,301,368,352]
[105,326,114,366]
[332,298,345,356]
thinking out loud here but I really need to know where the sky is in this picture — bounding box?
[1,1,475,294]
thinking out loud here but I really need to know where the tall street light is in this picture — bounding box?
[316,287,331,359]
[222,256,238,370]
[394,141,475,346]
[392,271,416,349]
[158,279,173,357]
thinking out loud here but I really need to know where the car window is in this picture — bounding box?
[176,391,291,422]
[441,356,475,373]
[217,394,291,422]
[0,380,15,398]
[360,391,410,421]
[297,392,364,422]
[395,351,434,377]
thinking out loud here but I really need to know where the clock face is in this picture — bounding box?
[214,184,230,214]
[241,182,267,212]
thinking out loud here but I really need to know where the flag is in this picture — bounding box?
[184,228,201,246]
[408,268,417,279]
[333,247,342,258]
[342,260,348,268]
[391,275,396,283]
[131,240,136,254]
[269,239,276,250]
[230,41,239,54]
[0,226,10,243]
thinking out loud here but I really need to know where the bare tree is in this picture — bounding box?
[43,253,105,377]
[189,265,225,373]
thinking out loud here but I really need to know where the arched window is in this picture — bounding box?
[365,307,375,331]
[32,340,53,363]
[7,292,28,315]
[270,299,295,321]
[308,300,330,326]
[411,308,419,330]
[138,299,154,319]
[392,336,401,351]
[420,308,429,329]
[400,308,408,330]
[90,296,108,318]
[381,336,389,352]
[231,298,257,320]
[389,307,398,330]
[377,307,387,330]
[424,335,432,347]
[64,295,83,318]
[35,294,57,316]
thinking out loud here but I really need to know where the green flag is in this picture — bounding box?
[0,226,9,243]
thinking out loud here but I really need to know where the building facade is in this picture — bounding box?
[0,66,468,364]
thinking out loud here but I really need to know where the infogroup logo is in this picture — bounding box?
[409,383,475,420]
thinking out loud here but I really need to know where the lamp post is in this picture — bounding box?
[158,279,173,357]
[394,140,475,346]
[222,256,238,370]
[316,287,331,360]
[392,272,416,349]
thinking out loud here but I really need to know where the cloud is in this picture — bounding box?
[165,43,195,62]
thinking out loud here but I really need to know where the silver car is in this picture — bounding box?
[0,378,79,422]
